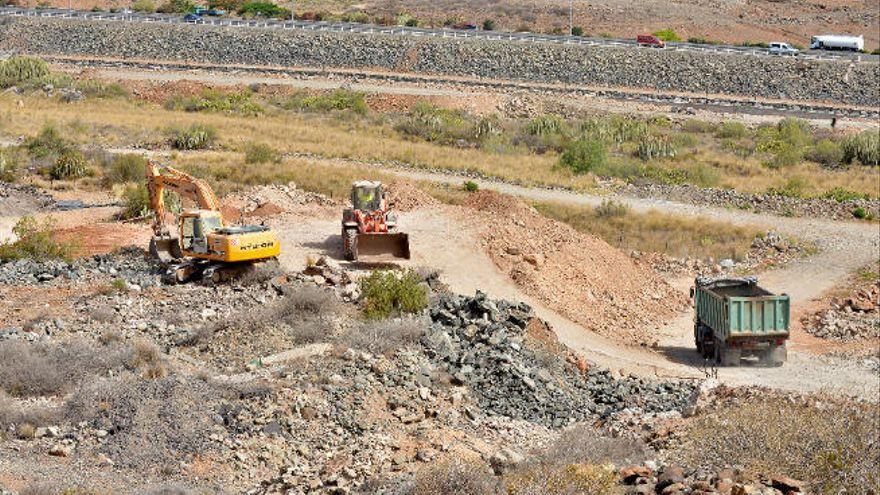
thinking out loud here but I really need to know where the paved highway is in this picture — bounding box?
[1,6,876,64]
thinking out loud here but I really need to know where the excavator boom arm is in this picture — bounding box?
[145,160,223,236]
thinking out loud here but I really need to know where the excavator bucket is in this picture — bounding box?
[149,236,182,263]
[355,232,411,260]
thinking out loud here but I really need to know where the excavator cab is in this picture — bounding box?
[180,210,222,253]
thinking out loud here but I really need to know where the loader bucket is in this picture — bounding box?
[355,232,411,260]
[149,236,182,263]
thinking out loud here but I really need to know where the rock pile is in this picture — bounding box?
[619,465,806,495]
[803,280,879,341]
[0,246,161,287]
[1,17,877,106]
[424,291,696,427]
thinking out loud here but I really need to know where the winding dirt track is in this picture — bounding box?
[272,162,879,399]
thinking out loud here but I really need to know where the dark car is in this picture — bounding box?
[452,23,478,30]
[183,13,202,22]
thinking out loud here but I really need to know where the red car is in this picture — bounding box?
[637,34,666,48]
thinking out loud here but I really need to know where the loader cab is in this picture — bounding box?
[180,210,223,253]
[351,181,385,212]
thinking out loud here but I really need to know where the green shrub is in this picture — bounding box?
[482,19,495,31]
[652,28,681,41]
[571,26,584,37]
[764,146,802,169]
[841,130,879,166]
[394,103,477,144]
[105,154,146,184]
[766,176,808,198]
[807,139,843,167]
[681,119,716,133]
[167,124,217,150]
[340,11,369,23]
[715,121,748,139]
[558,139,606,174]
[157,0,194,13]
[166,89,263,115]
[25,124,72,159]
[0,217,73,262]
[74,79,129,99]
[821,187,869,202]
[244,142,281,164]
[852,206,871,219]
[0,56,50,89]
[49,151,88,180]
[282,89,368,115]
[463,180,479,193]
[131,0,155,12]
[359,269,428,319]
[238,1,291,18]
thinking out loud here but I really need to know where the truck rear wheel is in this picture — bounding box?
[715,343,741,367]
[760,343,787,367]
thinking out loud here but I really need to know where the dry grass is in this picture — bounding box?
[338,317,426,355]
[534,200,762,260]
[676,397,880,493]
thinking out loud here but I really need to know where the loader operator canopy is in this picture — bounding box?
[351,181,383,211]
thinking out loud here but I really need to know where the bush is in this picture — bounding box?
[636,135,677,161]
[165,89,263,115]
[282,89,368,115]
[359,269,428,319]
[681,119,716,133]
[0,391,59,428]
[340,11,369,23]
[25,123,72,159]
[525,115,567,137]
[766,176,808,198]
[807,139,844,167]
[411,459,499,495]
[74,79,128,99]
[715,121,748,139]
[676,397,880,493]
[558,139,606,174]
[157,0,194,13]
[764,146,802,169]
[244,142,281,164]
[852,206,873,220]
[395,103,477,145]
[841,130,879,166]
[105,153,146,184]
[339,318,425,354]
[0,148,22,182]
[482,19,495,31]
[0,56,51,89]
[463,180,479,193]
[131,0,155,11]
[0,216,73,262]
[571,26,584,37]
[167,124,217,150]
[821,187,869,202]
[652,28,681,41]
[594,199,629,218]
[0,339,131,397]
[238,1,290,18]
[50,150,87,180]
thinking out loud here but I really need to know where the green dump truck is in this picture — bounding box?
[692,276,790,367]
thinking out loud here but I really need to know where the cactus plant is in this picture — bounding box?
[841,130,879,166]
[636,135,678,161]
[50,151,87,180]
[0,56,50,88]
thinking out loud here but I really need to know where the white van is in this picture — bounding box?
[768,42,799,56]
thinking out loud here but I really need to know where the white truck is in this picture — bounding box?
[768,42,799,56]
[810,34,864,52]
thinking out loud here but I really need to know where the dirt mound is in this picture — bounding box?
[244,201,284,219]
[462,190,687,346]
[52,222,151,258]
[386,180,438,212]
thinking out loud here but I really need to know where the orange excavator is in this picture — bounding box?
[145,160,281,283]
[341,181,410,261]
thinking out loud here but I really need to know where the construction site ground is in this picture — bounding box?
[3,166,877,400]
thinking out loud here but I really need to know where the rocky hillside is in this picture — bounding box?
[0,16,877,106]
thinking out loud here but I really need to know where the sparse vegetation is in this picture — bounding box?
[676,397,880,493]
[558,138,606,174]
[281,89,369,114]
[534,200,761,260]
[339,318,425,354]
[167,123,218,150]
[244,142,282,164]
[165,89,263,116]
[359,269,428,319]
[0,216,74,262]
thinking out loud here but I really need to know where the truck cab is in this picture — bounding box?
[768,42,799,56]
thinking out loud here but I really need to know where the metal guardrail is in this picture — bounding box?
[0,6,874,63]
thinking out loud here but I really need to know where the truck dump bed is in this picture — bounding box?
[694,277,790,340]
